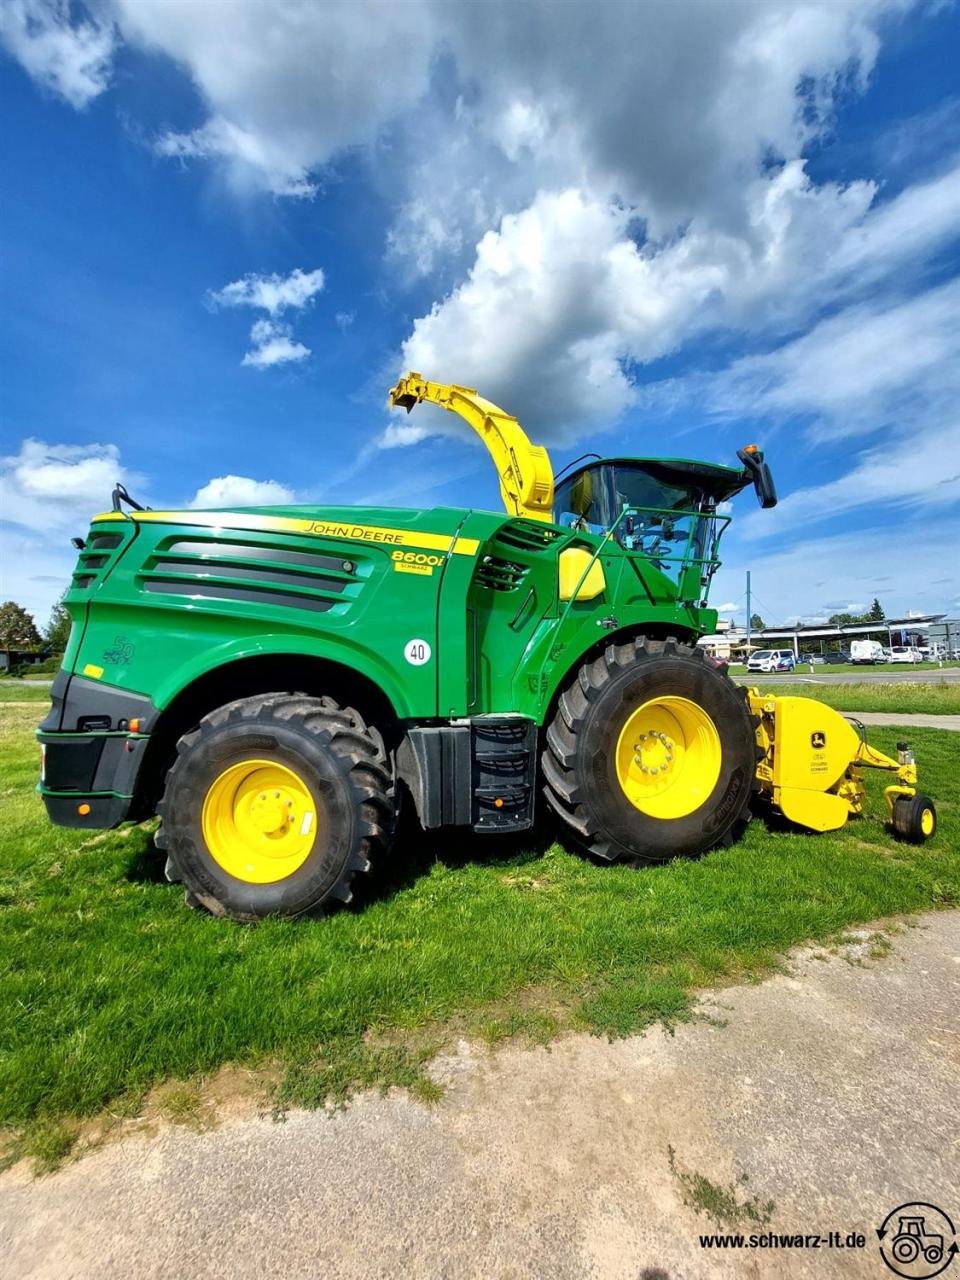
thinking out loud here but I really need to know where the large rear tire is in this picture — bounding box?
[157,693,393,920]
[542,636,757,864]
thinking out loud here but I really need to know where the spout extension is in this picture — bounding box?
[387,372,555,522]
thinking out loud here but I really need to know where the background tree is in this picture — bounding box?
[868,597,885,621]
[44,602,72,653]
[750,613,765,630]
[0,601,42,650]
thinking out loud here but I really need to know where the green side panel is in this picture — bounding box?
[63,501,721,730]
[67,505,477,719]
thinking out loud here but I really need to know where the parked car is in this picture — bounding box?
[889,646,924,664]
[807,654,826,665]
[747,648,796,673]
[820,650,851,664]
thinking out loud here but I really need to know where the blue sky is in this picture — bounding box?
[2,0,959,630]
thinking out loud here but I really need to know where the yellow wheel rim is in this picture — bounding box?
[201,759,318,884]
[615,696,722,819]
[921,807,935,836]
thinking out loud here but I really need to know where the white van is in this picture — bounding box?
[850,639,886,664]
[746,649,795,673]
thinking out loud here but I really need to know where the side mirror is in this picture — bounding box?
[737,447,777,509]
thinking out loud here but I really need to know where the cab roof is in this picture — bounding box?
[561,456,751,502]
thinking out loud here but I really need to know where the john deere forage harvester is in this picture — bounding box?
[39,374,936,918]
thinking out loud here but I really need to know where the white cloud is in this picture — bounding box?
[0,0,115,109]
[209,267,323,367]
[397,168,879,441]
[0,439,141,531]
[209,267,324,316]
[645,279,960,540]
[189,475,296,507]
[704,277,960,439]
[0,439,143,621]
[378,420,431,449]
[713,519,960,624]
[103,0,906,229]
[241,319,310,369]
[155,118,319,199]
[113,0,436,196]
[756,420,960,536]
[7,1,944,441]
[6,1,914,227]
[716,602,738,613]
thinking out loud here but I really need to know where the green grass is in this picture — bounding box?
[0,682,53,703]
[734,680,960,716]
[1,699,957,1171]
[668,1144,775,1228]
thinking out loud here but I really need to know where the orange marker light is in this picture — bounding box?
[77,803,91,816]
[494,797,504,809]
[743,443,759,454]
[129,718,141,733]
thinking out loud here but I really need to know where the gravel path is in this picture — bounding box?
[841,711,960,730]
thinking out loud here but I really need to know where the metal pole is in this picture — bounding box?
[746,570,751,653]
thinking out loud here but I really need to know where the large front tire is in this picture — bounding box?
[542,636,757,864]
[157,693,393,920]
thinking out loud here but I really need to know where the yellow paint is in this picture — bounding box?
[82,663,104,679]
[388,373,555,523]
[201,758,318,884]
[770,696,861,793]
[91,509,479,556]
[558,546,606,601]
[615,696,722,819]
[774,787,850,833]
[747,688,930,834]
[921,805,935,836]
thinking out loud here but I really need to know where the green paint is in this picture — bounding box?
[46,459,750,816]
[61,495,725,722]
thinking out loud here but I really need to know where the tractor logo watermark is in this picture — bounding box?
[811,730,826,749]
[878,1203,958,1278]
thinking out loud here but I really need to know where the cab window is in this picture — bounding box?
[554,464,610,535]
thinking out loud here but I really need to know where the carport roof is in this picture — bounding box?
[754,614,945,640]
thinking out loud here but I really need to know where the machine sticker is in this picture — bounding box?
[811,731,826,749]
[82,663,104,679]
[392,550,444,577]
[300,811,314,836]
[91,510,480,557]
[103,636,134,665]
[404,638,432,666]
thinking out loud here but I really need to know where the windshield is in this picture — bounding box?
[553,460,729,603]
[555,463,701,545]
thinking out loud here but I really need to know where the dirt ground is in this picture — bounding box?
[3,910,958,1280]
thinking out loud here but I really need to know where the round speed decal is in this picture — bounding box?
[404,638,432,666]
